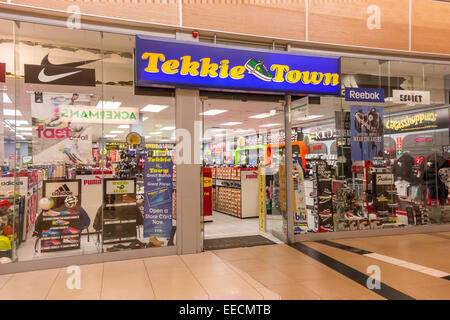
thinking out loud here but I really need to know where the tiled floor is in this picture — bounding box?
[0,232,449,300]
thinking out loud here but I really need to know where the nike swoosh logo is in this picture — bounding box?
[38,69,82,83]
[41,54,100,68]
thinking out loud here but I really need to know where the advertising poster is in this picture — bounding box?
[350,106,384,161]
[31,92,93,165]
[144,156,173,239]
[293,162,308,235]
[384,108,448,134]
[258,166,265,232]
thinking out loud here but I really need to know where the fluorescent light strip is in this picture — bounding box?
[3,109,22,116]
[16,127,32,131]
[249,113,274,119]
[104,134,117,138]
[110,130,124,134]
[161,126,175,131]
[96,101,122,109]
[117,125,129,129]
[221,122,243,126]
[201,109,228,116]
[259,123,280,127]
[5,120,28,126]
[140,104,168,112]
[2,93,12,104]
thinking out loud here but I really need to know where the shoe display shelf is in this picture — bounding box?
[40,211,81,252]
[212,168,258,219]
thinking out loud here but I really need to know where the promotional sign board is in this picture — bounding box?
[24,63,95,86]
[384,108,448,134]
[350,106,384,161]
[376,173,394,185]
[32,92,93,165]
[77,174,114,232]
[59,106,139,124]
[43,179,81,210]
[105,179,135,195]
[0,62,5,82]
[345,87,385,103]
[0,177,28,196]
[136,36,340,94]
[203,167,212,221]
[144,156,173,239]
[392,90,430,105]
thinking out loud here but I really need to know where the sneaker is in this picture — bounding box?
[52,220,70,226]
[59,210,78,216]
[62,227,80,235]
[42,229,61,237]
[43,210,60,217]
[44,240,62,246]
[63,237,79,244]
[148,236,164,247]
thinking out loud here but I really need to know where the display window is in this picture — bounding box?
[0,20,176,266]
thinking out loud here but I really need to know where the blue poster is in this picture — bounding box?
[143,156,173,239]
[350,106,384,161]
[135,36,340,94]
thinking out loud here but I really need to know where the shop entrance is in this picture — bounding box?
[200,94,289,249]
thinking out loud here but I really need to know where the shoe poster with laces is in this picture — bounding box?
[293,161,308,235]
[315,160,334,232]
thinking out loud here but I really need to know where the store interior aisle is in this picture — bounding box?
[204,211,283,244]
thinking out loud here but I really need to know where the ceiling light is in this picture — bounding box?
[209,128,226,132]
[2,93,12,103]
[235,129,252,133]
[221,122,242,126]
[269,109,277,115]
[249,113,272,119]
[3,109,22,116]
[140,104,168,112]
[5,120,28,126]
[95,101,122,109]
[161,126,175,131]
[161,139,175,142]
[149,131,162,135]
[104,134,117,138]
[16,127,32,131]
[259,123,280,127]
[110,130,124,134]
[201,109,228,116]
[213,133,226,137]
[143,116,149,121]
[20,132,32,136]
[117,125,129,128]
[297,115,324,121]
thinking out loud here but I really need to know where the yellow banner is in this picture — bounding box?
[258,166,265,232]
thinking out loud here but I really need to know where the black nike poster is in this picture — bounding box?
[25,64,96,86]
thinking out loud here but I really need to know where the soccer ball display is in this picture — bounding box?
[39,197,54,210]
[64,195,78,208]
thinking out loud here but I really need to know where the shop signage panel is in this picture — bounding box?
[144,156,173,239]
[135,36,340,94]
[384,108,448,134]
[59,106,139,124]
[345,87,384,103]
[0,177,28,195]
[25,64,96,87]
[392,90,430,105]
[0,63,5,82]
[105,179,135,195]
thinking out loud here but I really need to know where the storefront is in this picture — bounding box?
[0,16,449,274]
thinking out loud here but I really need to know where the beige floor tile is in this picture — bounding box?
[226,263,267,289]
[254,286,281,300]
[246,269,293,286]
[267,283,321,300]
[213,247,260,261]
[209,288,263,300]
[181,252,223,267]
[143,255,186,270]
[229,259,272,272]
[101,259,154,300]
[300,276,375,299]
[188,262,236,278]
[401,283,450,300]
[153,281,209,300]
[0,274,13,290]
[46,263,103,300]
[0,268,60,300]
[197,274,254,293]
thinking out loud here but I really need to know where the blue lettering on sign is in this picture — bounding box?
[135,36,341,94]
[345,87,385,103]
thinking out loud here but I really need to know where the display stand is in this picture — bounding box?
[101,178,139,247]
[40,212,81,252]
[212,168,258,218]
